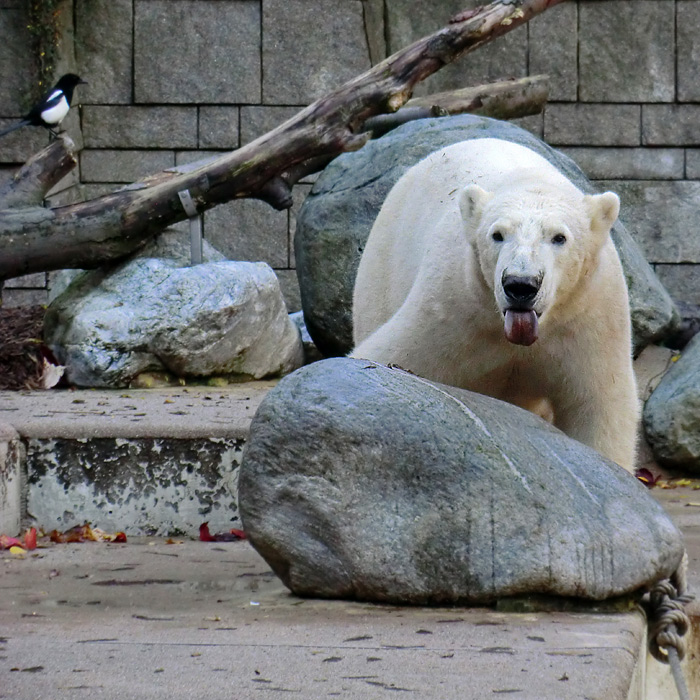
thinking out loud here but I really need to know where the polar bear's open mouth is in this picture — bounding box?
[504,309,539,346]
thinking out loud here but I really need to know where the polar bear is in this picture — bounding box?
[351,138,639,472]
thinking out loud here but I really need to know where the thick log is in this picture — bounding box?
[405,74,549,120]
[0,0,566,281]
[364,74,548,138]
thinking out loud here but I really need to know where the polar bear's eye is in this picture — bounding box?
[492,231,504,242]
[551,233,567,245]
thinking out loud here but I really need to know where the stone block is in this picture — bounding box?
[655,265,700,306]
[26,437,245,536]
[579,1,674,103]
[599,180,700,264]
[174,150,225,168]
[204,198,289,268]
[363,0,386,65]
[46,167,81,199]
[5,273,47,289]
[528,1,577,102]
[199,107,240,149]
[544,104,641,146]
[0,423,21,536]
[561,148,684,180]
[0,121,49,164]
[240,106,302,146]
[678,1,700,102]
[76,183,120,202]
[2,289,48,308]
[386,0,527,97]
[686,150,700,179]
[82,106,197,148]
[644,105,700,146]
[274,269,302,314]
[76,0,133,104]
[134,0,261,104]
[511,113,543,139]
[263,0,371,104]
[81,150,175,183]
[0,8,35,117]
[45,184,84,208]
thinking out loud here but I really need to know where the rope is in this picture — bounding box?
[647,554,694,700]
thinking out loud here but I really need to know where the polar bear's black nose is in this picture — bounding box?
[503,275,540,305]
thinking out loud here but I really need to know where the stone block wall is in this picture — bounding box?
[1,0,699,312]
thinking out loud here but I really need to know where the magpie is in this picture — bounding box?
[0,73,87,139]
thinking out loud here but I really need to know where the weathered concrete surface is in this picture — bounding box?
[0,421,21,535]
[0,384,275,535]
[0,536,651,700]
[26,436,245,536]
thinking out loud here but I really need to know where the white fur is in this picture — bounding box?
[351,139,639,472]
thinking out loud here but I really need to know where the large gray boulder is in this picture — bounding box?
[295,115,679,356]
[644,334,700,472]
[239,358,684,605]
[45,232,303,387]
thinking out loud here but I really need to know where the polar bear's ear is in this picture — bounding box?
[459,184,492,222]
[585,192,620,235]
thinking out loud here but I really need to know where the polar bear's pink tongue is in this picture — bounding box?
[504,310,538,346]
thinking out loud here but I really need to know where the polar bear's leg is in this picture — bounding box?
[552,362,639,473]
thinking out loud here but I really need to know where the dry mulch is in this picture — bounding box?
[0,306,57,390]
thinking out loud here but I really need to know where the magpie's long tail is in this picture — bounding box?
[0,120,30,138]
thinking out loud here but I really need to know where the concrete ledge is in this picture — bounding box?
[0,421,21,535]
[0,384,275,535]
[0,536,654,700]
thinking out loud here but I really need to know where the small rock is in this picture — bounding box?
[289,311,323,365]
[239,357,683,605]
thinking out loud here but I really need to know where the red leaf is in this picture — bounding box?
[23,528,37,550]
[199,522,246,542]
[199,522,215,542]
[112,532,127,543]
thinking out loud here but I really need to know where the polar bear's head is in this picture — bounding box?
[459,173,620,346]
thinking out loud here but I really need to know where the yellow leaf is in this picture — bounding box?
[9,546,26,556]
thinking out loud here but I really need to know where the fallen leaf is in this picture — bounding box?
[0,534,24,550]
[9,546,26,556]
[635,468,661,488]
[49,523,127,544]
[199,522,246,542]
[24,528,37,551]
[684,502,700,508]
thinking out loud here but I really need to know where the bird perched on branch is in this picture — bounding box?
[0,73,87,139]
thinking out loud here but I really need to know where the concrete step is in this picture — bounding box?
[0,383,275,536]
